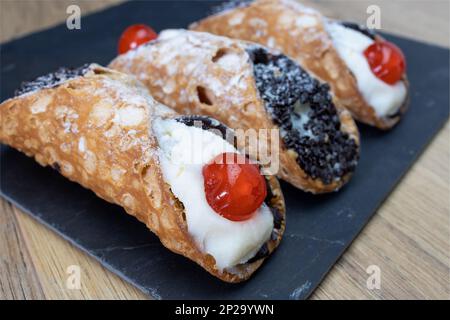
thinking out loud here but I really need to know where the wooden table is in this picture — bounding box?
[0,0,448,300]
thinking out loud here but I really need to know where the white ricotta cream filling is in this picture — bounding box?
[153,118,274,271]
[291,101,313,138]
[326,22,407,117]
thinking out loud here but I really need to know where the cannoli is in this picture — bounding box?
[109,29,360,193]
[191,0,409,129]
[0,64,286,282]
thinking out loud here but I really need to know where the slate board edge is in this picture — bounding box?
[1,112,448,300]
[0,190,161,299]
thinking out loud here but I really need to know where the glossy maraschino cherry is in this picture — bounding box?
[364,41,406,85]
[202,152,267,221]
[118,24,157,54]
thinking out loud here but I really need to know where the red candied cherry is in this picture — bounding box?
[202,152,267,221]
[364,41,406,85]
[118,24,157,54]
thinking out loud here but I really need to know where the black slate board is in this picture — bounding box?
[0,1,449,300]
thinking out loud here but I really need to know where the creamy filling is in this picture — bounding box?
[291,101,313,138]
[153,118,274,271]
[326,22,407,117]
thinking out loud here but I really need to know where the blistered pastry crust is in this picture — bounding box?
[110,30,359,193]
[0,64,285,282]
[191,0,408,129]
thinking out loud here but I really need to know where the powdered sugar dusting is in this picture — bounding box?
[194,0,332,64]
[96,75,173,119]
[280,0,320,15]
[112,29,255,106]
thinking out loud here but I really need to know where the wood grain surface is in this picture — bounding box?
[0,0,449,300]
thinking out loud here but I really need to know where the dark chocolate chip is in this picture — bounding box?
[246,243,269,263]
[387,109,402,119]
[52,162,61,173]
[264,176,274,206]
[271,207,283,230]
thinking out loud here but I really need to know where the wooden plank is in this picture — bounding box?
[0,200,45,299]
[13,208,147,299]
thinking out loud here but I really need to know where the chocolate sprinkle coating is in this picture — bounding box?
[246,243,269,263]
[176,115,236,146]
[247,46,359,185]
[15,64,91,97]
[341,21,376,40]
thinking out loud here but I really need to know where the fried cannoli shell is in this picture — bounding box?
[191,0,408,129]
[0,64,285,282]
[109,30,359,193]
